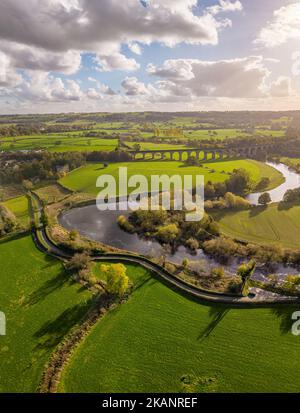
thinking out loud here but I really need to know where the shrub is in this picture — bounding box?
[100,263,129,297]
[258,192,271,205]
[66,252,91,273]
[211,267,225,279]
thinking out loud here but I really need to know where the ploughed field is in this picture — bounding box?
[59,262,300,393]
[59,159,283,197]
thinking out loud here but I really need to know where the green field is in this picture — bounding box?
[0,235,91,392]
[125,141,188,151]
[0,135,118,153]
[60,262,300,393]
[215,203,300,248]
[3,195,30,228]
[60,160,282,197]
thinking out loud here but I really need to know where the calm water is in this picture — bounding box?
[59,161,300,278]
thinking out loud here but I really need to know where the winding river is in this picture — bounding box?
[59,162,300,279]
[247,161,300,205]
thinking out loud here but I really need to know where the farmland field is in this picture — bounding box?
[3,195,30,228]
[0,135,118,152]
[34,184,70,204]
[0,235,92,392]
[59,262,300,393]
[59,159,283,197]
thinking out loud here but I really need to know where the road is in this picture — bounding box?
[29,191,300,306]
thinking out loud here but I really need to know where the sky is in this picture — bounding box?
[0,0,300,114]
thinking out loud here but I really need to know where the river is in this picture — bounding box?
[247,162,300,205]
[59,161,300,279]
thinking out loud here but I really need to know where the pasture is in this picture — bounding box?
[3,195,30,228]
[0,135,118,153]
[215,203,300,249]
[59,262,300,393]
[59,160,283,197]
[0,235,92,392]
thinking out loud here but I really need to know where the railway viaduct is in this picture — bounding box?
[131,144,275,161]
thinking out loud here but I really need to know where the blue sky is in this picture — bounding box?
[0,0,300,113]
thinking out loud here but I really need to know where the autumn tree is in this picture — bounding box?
[100,263,129,297]
[237,260,256,296]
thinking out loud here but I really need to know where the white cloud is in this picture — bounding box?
[128,43,142,55]
[269,76,292,97]
[0,51,22,87]
[1,43,81,75]
[255,3,300,47]
[207,0,243,16]
[15,72,83,102]
[95,53,140,72]
[86,88,102,100]
[121,77,150,96]
[148,57,269,98]
[147,60,195,80]
[0,0,239,53]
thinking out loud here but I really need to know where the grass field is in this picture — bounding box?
[125,142,188,151]
[0,135,118,152]
[0,235,92,392]
[281,157,300,168]
[59,262,300,393]
[3,195,30,228]
[215,203,300,249]
[59,160,282,197]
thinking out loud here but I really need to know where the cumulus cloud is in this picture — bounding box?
[147,60,195,81]
[128,43,142,55]
[121,77,151,96]
[87,78,116,96]
[0,51,22,87]
[255,3,300,47]
[1,43,81,75]
[0,0,245,110]
[148,57,269,98]
[207,0,243,16]
[269,76,292,97]
[14,72,83,102]
[0,0,239,53]
[95,53,140,72]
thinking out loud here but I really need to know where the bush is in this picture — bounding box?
[66,253,91,273]
[211,267,225,279]
[258,192,271,205]
[100,263,129,297]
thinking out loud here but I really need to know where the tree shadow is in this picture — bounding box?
[41,254,58,269]
[24,269,73,306]
[277,202,298,211]
[270,305,298,335]
[249,205,268,217]
[132,276,156,292]
[198,306,230,341]
[33,299,94,352]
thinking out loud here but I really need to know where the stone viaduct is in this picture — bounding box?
[131,144,275,162]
